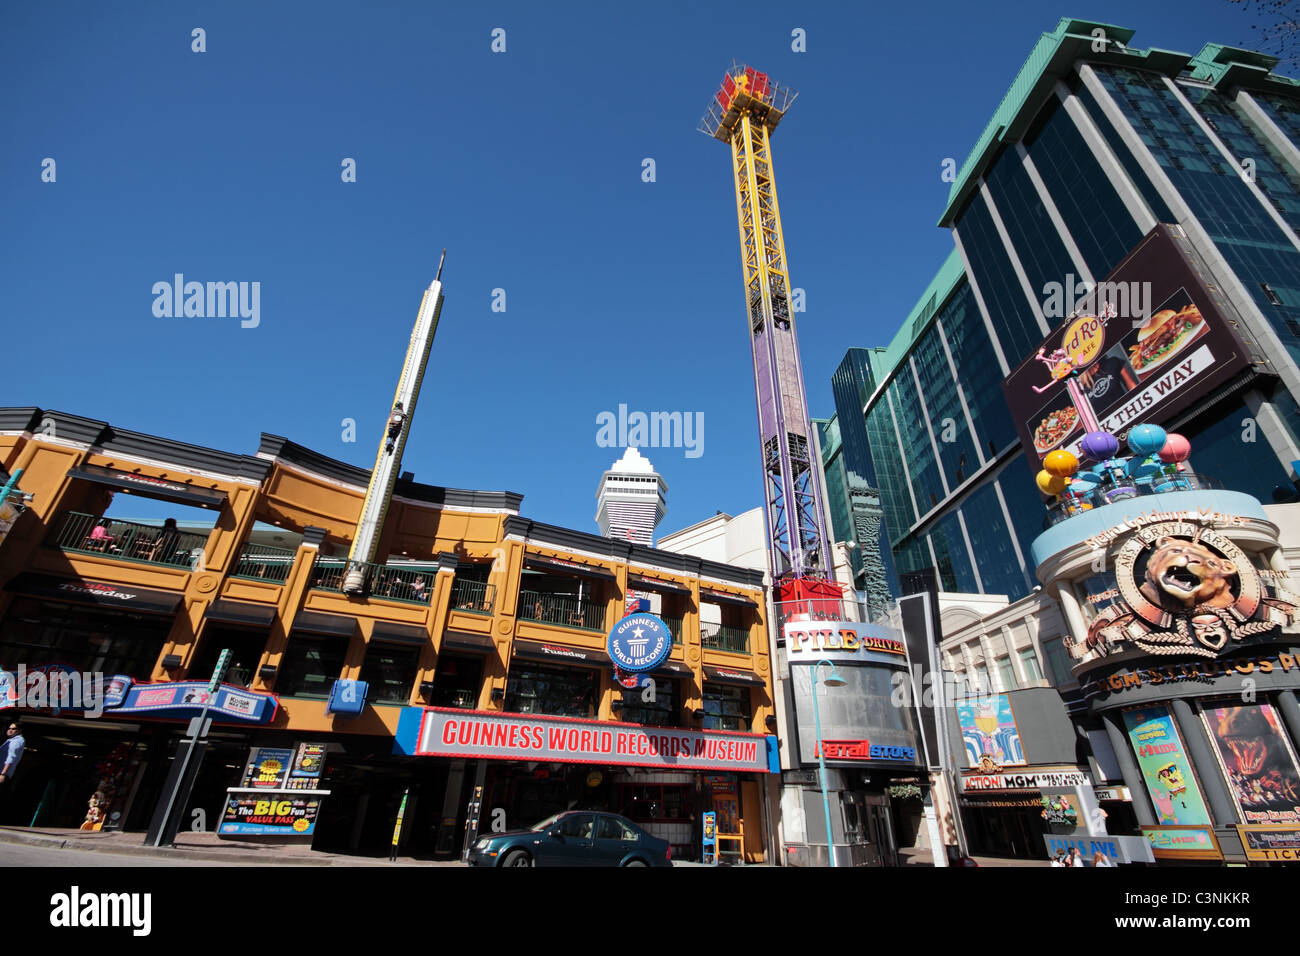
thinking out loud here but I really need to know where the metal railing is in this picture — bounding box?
[50,512,207,570]
[1043,472,1223,529]
[452,578,496,616]
[517,590,605,631]
[309,560,436,605]
[661,614,684,645]
[232,543,296,583]
[702,624,749,654]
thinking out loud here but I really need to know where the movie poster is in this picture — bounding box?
[955,694,1025,769]
[1123,706,1212,826]
[1203,703,1300,825]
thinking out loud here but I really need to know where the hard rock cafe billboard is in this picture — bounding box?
[1076,513,1298,664]
[1000,224,1257,465]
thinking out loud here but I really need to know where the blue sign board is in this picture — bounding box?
[111,681,277,724]
[606,613,673,673]
[326,679,369,716]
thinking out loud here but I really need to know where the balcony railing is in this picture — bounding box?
[517,590,605,631]
[661,614,684,645]
[1043,472,1223,529]
[50,512,207,570]
[452,578,496,616]
[702,624,749,654]
[309,560,436,605]
[231,544,297,583]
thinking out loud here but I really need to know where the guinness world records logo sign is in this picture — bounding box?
[607,613,672,673]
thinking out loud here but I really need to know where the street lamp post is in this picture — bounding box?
[811,658,846,867]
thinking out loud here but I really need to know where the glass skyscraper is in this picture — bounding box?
[832,17,1300,602]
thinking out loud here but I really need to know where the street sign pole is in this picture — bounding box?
[145,649,231,847]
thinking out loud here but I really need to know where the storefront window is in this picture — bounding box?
[702,685,748,732]
[618,677,679,727]
[0,598,172,680]
[277,636,348,698]
[359,643,420,705]
[429,654,482,708]
[505,664,597,719]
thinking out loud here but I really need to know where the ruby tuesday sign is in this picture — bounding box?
[408,709,773,773]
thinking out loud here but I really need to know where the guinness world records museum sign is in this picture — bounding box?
[1062,506,1300,863]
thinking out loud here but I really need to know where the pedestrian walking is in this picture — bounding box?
[0,721,24,784]
[1068,847,1085,867]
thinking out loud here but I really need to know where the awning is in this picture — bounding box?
[699,588,758,609]
[205,599,276,628]
[291,610,356,638]
[5,572,182,615]
[441,631,495,654]
[627,574,692,597]
[370,621,430,647]
[523,556,616,582]
[512,638,605,668]
[66,463,228,510]
[654,659,693,677]
[702,665,765,687]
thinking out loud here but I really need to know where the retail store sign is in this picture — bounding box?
[607,613,672,673]
[784,620,906,662]
[960,768,1088,792]
[109,681,278,724]
[813,739,916,762]
[218,790,325,836]
[1084,651,1300,698]
[1235,825,1300,862]
[1043,833,1154,865]
[1142,825,1223,860]
[402,707,774,773]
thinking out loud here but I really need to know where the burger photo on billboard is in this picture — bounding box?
[1127,304,1206,375]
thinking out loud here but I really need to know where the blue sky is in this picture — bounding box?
[0,1,1270,538]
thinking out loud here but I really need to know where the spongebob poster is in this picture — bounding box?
[1123,706,1212,826]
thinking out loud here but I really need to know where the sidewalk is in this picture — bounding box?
[898,846,1051,867]
[0,826,456,866]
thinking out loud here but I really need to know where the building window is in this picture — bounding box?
[1018,647,1043,683]
[1042,637,1076,686]
[429,654,483,708]
[995,655,1018,691]
[277,636,348,698]
[505,663,598,719]
[359,643,421,705]
[702,684,749,732]
[0,598,172,681]
[618,678,680,727]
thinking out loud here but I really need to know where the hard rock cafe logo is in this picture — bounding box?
[1084,522,1298,660]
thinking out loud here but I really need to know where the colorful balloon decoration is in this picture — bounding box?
[1079,430,1119,462]
[1043,449,1079,478]
[1158,433,1191,464]
[1036,469,1069,495]
[1127,423,1167,457]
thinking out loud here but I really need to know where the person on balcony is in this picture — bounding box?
[146,518,182,563]
[86,518,115,552]
[386,402,406,453]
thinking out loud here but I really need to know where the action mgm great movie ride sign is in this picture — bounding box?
[1000,224,1258,466]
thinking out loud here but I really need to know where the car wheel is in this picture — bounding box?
[624,859,648,867]
[502,850,533,867]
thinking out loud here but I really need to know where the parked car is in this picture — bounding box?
[467,810,672,867]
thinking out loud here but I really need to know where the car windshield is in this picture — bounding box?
[529,813,565,832]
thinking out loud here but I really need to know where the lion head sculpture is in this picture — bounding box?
[1138,535,1238,612]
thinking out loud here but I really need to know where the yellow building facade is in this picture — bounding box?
[0,407,774,861]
